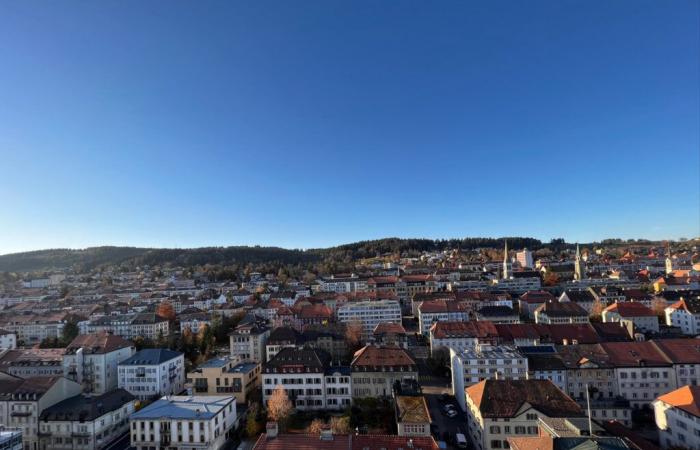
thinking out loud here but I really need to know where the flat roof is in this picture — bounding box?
[130,395,234,420]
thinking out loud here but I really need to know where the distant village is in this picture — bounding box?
[1,240,700,450]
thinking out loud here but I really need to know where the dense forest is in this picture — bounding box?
[0,236,691,274]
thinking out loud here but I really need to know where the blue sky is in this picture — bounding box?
[0,1,698,254]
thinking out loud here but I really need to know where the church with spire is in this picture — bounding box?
[574,244,585,280]
[502,240,512,279]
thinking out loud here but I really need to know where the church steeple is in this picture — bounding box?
[574,243,584,281]
[665,242,674,275]
[502,240,510,280]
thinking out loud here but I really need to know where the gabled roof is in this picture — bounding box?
[651,339,700,364]
[65,332,133,355]
[431,320,499,339]
[656,385,700,417]
[40,388,135,421]
[603,302,655,318]
[466,379,583,418]
[600,341,670,367]
[536,301,588,317]
[351,345,415,368]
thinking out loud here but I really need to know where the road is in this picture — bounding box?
[424,393,468,449]
[103,432,131,450]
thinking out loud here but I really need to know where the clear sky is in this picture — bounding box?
[0,1,698,254]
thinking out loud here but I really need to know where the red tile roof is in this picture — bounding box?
[351,345,416,368]
[603,302,655,317]
[656,385,700,417]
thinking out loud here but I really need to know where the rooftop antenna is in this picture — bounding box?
[585,383,593,436]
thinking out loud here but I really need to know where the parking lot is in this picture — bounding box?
[425,393,469,449]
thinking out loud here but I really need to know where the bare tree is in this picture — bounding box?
[345,319,363,348]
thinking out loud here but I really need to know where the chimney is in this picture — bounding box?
[266,422,278,439]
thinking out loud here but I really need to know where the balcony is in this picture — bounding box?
[10,411,32,417]
[72,431,91,438]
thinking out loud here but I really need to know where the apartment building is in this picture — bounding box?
[186,356,260,404]
[418,300,469,336]
[665,297,700,335]
[465,379,584,450]
[80,313,170,340]
[0,348,65,378]
[336,300,402,339]
[0,376,82,450]
[602,302,659,333]
[451,345,528,411]
[229,318,269,363]
[602,341,676,409]
[0,329,17,349]
[129,395,237,450]
[38,389,136,450]
[317,275,368,293]
[0,313,67,346]
[351,345,417,399]
[535,301,589,324]
[518,291,557,319]
[261,348,351,410]
[653,339,700,387]
[429,321,498,355]
[62,332,135,395]
[654,385,700,450]
[557,344,618,401]
[118,349,185,400]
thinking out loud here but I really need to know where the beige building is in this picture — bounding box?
[351,346,417,398]
[186,356,260,404]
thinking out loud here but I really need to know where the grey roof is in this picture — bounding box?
[130,395,233,420]
[40,389,135,422]
[120,348,183,366]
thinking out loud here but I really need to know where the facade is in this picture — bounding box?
[429,320,499,355]
[602,341,676,409]
[518,291,557,319]
[129,395,237,450]
[535,301,589,325]
[465,380,583,450]
[0,377,82,450]
[654,385,700,450]
[80,313,170,340]
[0,314,67,346]
[557,344,618,402]
[118,349,185,400]
[665,297,700,335]
[602,302,659,333]
[653,338,700,388]
[0,329,17,350]
[229,319,269,363]
[261,348,351,410]
[62,333,135,395]
[0,431,22,450]
[38,389,136,450]
[351,346,417,399]
[0,349,65,378]
[451,345,528,412]
[336,300,402,339]
[395,395,431,437]
[418,300,469,336]
[186,356,261,404]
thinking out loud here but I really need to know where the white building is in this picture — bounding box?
[38,389,136,450]
[0,329,17,350]
[80,312,170,341]
[229,318,269,363]
[418,300,469,336]
[62,333,135,395]
[0,430,22,450]
[337,299,402,338]
[654,385,700,450]
[429,321,499,356]
[118,349,185,400]
[262,348,351,411]
[602,302,659,333]
[665,297,700,335]
[534,300,589,325]
[465,380,584,450]
[318,275,368,293]
[516,249,534,269]
[129,395,237,450]
[451,345,528,412]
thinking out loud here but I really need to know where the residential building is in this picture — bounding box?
[557,344,618,402]
[0,431,22,450]
[516,249,534,269]
[0,313,67,346]
[475,306,519,324]
[38,389,136,450]
[351,346,417,399]
[118,349,185,400]
[186,356,260,404]
[655,385,700,450]
[372,322,409,349]
[665,296,700,335]
[429,321,499,355]
[602,341,676,409]
[229,317,269,363]
[0,376,82,450]
[559,290,597,314]
[62,332,135,395]
[395,395,431,437]
[0,349,65,378]
[602,302,659,333]
[535,301,589,324]
[262,348,350,410]
[451,345,528,411]
[652,339,700,388]
[0,329,17,350]
[179,310,211,334]
[129,395,237,450]
[252,427,440,450]
[337,300,402,339]
[80,313,170,340]
[464,379,584,450]
[518,291,557,319]
[418,300,469,336]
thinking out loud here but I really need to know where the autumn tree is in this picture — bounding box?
[652,297,669,319]
[267,385,293,427]
[330,416,350,434]
[306,418,325,434]
[590,300,605,321]
[245,403,264,437]
[543,270,560,287]
[345,319,363,350]
[156,301,176,321]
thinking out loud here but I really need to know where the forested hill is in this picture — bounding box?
[0,236,673,273]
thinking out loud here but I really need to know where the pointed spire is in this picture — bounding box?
[502,240,510,280]
[576,243,581,260]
